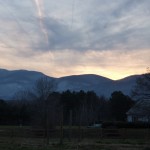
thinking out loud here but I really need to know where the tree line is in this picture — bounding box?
[0,77,135,127]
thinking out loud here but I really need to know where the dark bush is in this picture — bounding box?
[101,121,150,128]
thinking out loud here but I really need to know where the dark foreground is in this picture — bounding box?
[0,126,150,150]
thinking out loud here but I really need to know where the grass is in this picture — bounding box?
[0,126,150,150]
[96,139,148,145]
[0,137,150,150]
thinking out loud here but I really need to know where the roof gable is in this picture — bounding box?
[127,99,150,116]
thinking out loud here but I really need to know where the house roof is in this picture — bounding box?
[127,99,150,116]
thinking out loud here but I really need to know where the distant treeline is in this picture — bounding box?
[0,90,134,127]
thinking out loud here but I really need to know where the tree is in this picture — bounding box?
[98,96,110,121]
[33,77,56,101]
[12,90,35,125]
[32,77,57,144]
[110,91,134,121]
[132,70,150,100]
[0,99,9,125]
[85,91,100,124]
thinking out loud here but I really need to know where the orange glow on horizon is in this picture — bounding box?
[0,49,149,80]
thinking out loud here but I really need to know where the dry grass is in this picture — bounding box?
[0,126,150,150]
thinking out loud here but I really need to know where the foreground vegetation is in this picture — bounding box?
[0,90,134,127]
[0,126,150,150]
[0,72,149,149]
[0,139,150,150]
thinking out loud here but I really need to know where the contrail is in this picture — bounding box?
[34,0,42,18]
[34,0,49,47]
[71,0,75,29]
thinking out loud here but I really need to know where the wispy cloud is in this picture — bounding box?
[0,0,149,79]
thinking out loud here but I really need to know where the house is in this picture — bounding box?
[126,99,150,123]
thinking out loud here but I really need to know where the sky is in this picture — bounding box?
[0,0,150,80]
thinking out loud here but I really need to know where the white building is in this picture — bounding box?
[126,99,150,123]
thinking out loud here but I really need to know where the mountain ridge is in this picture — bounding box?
[0,68,140,100]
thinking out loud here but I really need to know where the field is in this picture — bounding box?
[0,126,150,150]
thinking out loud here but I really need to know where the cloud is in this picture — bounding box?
[0,45,149,80]
[0,0,150,79]
[36,17,83,51]
[80,0,150,51]
[48,49,150,79]
[0,0,150,53]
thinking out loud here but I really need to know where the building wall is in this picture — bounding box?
[127,115,149,122]
[127,115,133,122]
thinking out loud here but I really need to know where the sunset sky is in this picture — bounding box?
[0,0,150,80]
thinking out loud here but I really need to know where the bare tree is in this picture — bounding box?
[12,90,36,126]
[32,77,57,144]
[132,69,150,100]
[13,90,36,101]
[33,77,56,101]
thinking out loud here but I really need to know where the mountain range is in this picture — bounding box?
[0,69,140,100]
